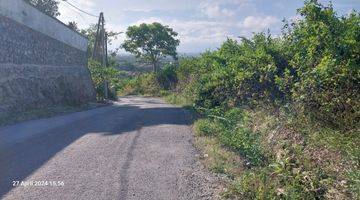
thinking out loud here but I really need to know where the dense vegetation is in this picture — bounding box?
[82,24,122,101]
[88,59,120,100]
[116,0,359,199]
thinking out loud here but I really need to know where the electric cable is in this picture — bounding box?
[61,0,98,18]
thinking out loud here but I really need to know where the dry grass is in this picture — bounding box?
[191,107,359,199]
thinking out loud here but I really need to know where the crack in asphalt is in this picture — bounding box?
[119,120,142,199]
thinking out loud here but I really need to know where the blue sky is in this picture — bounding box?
[58,0,360,53]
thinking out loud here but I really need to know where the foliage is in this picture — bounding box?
[225,133,340,199]
[67,21,79,32]
[164,93,193,107]
[173,34,291,109]
[82,24,122,100]
[117,1,359,198]
[195,108,264,166]
[171,0,359,128]
[118,73,162,96]
[81,25,121,58]
[195,136,244,178]
[282,0,360,129]
[118,64,179,96]
[122,22,180,72]
[88,59,120,100]
[25,0,60,17]
[194,118,221,137]
[156,64,178,90]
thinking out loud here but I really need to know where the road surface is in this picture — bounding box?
[0,96,217,200]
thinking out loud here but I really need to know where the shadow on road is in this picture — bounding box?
[0,102,191,198]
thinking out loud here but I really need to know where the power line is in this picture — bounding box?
[60,2,95,25]
[61,0,99,18]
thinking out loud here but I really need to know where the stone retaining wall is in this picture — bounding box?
[0,0,95,118]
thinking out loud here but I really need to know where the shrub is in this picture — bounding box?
[119,65,178,96]
[114,1,359,198]
[171,0,360,129]
[197,108,265,166]
[225,148,332,199]
[193,118,221,136]
[283,0,360,128]
[119,73,162,96]
[88,59,120,100]
[156,64,178,90]
[118,0,359,130]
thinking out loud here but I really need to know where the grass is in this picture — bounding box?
[195,136,244,179]
[163,93,359,199]
[115,87,359,199]
[164,92,192,107]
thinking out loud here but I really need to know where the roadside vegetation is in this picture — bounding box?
[88,58,121,100]
[23,0,359,199]
[116,1,359,199]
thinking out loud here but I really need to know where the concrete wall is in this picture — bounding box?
[0,0,96,118]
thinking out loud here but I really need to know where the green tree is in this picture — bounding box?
[26,0,60,17]
[122,22,180,72]
[67,21,79,32]
[81,24,121,58]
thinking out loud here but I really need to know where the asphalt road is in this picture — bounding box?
[0,96,217,200]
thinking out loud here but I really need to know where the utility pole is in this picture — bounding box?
[92,12,109,100]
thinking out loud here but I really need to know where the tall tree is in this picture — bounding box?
[26,0,60,17]
[122,22,180,72]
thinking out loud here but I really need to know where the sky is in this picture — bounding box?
[58,0,360,54]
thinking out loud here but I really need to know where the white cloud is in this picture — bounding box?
[128,17,232,52]
[132,17,164,25]
[200,0,248,19]
[174,21,231,43]
[173,20,234,52]
[239,15,280,32]
[133,18,231,42]
[200,3,235,18]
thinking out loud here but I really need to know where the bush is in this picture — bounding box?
[88,59,120,100]
[194,118,221,136]
[169,1,359,130]
[119,73,162,96]
[225,144,332,199]
[156,64,178,90]
[119,64,179,97]
[173,33,292,110]
[118,0,359,130]
[283,1,360,128]
[114,1,359,198]
[195,108,264,166]
[220,109,264,166]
